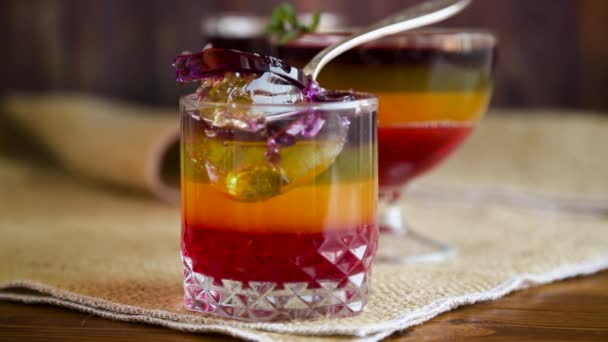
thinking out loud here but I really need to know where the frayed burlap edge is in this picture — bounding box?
[2,255,607,342]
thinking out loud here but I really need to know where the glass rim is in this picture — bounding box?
[180,91,378,115]
[287,28,498,49]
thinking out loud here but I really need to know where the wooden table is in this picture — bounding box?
[1,271,607,341]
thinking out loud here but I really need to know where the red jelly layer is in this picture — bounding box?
[378,123,473,187]
[181,224,378,287]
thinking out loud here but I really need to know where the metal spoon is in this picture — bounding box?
[302,0,472,79]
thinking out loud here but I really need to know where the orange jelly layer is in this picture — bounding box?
[182,179,377,234]
[376,90,491,126]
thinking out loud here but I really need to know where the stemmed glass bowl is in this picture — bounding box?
[277,29,497,263]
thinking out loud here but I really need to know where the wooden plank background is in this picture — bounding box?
[1,0,607,112]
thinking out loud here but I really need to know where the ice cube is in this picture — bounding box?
[194,71,307,133]
[196,71,307,105]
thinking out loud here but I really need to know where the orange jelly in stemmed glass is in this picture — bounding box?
[277,29,496,263]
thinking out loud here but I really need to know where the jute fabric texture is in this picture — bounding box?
[1,109,607,341]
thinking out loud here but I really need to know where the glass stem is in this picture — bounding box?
[379,204,407,235]
[379,185,408,234]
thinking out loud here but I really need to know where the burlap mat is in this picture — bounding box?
[1,109,608,341]
[1,94,181,203]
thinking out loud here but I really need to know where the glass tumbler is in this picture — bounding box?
[180,92,378,321]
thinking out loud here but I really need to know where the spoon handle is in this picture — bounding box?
[302,0,472,79]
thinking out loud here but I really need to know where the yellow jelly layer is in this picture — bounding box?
[182,178,377,234]
[376,90,492,126]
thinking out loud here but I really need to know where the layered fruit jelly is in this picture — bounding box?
[276,32,494,189]
[180,95,378,320]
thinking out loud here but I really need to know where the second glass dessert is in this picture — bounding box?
[278,29,497,263]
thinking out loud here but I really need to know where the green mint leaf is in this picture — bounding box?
[278,30,300,45]
[308,11,321,32]
[266,3,322,45]
[281,4,298,28]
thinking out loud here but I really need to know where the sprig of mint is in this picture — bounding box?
[266,3,321,45]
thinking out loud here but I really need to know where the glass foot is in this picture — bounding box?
[377,197,456,264]
[376,229,456,263]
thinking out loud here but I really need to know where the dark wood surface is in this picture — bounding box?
[1,271,607,341]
